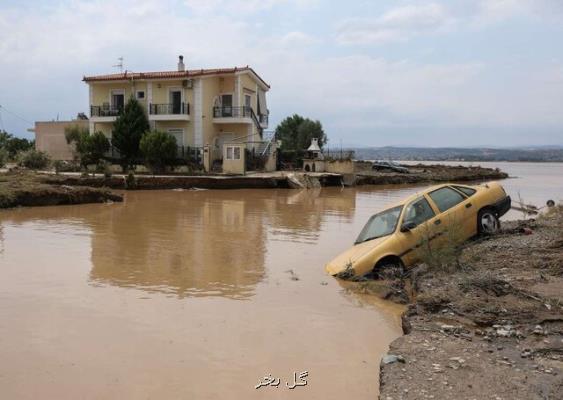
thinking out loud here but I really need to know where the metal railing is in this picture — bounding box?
[150,103,189,115]
[91,105,122,117]
[259,113,269,125]
[213,106,252,118]
[104,145,203,165]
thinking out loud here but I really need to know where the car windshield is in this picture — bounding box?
[355,205,403,244]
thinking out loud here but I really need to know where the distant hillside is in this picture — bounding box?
[350,146,563,162]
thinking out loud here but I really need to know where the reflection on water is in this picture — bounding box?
[1,163,558,399]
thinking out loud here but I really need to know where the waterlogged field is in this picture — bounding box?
[0,162,560,399]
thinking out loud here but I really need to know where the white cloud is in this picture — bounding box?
[183,0,318,15]
[336,3,454,45]
[279,31,319,46]
[0,0,562,146]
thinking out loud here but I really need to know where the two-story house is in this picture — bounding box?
[83,56,270,161]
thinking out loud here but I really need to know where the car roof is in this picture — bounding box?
[383,183,473,211]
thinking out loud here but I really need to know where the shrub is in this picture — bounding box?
[53,160,64,174]
[139,130,177,174]
[65,127,110,169]
[96,160,113,178]
[125,171,137,189]
[17,149,51,170]
[0,148,8,168]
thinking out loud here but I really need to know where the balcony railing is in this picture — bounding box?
[213,106,252,119]
[259,113,269,125]
[150,103,189,115]
[91,105,122,117]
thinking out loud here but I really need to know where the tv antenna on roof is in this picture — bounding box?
[113,57,124,73]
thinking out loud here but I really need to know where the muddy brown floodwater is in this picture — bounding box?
[1,162,561,399]
[0,187,410,400]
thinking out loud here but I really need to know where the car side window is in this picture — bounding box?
[403,197,435,228]
[428,187,466,213]
[452,185,476,197]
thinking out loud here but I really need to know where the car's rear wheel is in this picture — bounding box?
[478,208,500,235]
[375,259,404,280]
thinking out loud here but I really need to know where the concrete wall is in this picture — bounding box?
[303,160,326,173]
[34,120,89,161]
[222,143,246,175]
[326,160,355,174]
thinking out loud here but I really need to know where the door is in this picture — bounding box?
[397,196,439,266]
[111,90,124,111]
[427,186,472,246]
[221,94,233,117]
[171,90,182,114]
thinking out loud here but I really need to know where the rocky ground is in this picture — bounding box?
[354,163,508,185]
[346,208,563,400]
[0,171,123,208]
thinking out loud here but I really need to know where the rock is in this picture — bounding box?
[382,354,405,365]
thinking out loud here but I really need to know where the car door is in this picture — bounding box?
[397,196,439,266]
[450,185,479,237]
[427,186,472,246]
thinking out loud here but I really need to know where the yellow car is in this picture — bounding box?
[326,182,511,278]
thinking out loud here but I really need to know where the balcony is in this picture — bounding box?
[212,106,253,124]
[149,103,190,121]
[90,105,121,121]
[259,113,269,128]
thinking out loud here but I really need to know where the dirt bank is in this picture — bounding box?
[0,171,123,209]
[354,163,508,185]
[344,209,563,399]
[37,163,508,191]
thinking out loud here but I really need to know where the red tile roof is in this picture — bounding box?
[83,66,270,88]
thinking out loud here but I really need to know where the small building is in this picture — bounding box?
[303,138,325,172]
[34,118,88,161]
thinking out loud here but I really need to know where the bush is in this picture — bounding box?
[65,127,110,168]
[139,130,177,174]
[96,159,113,178]
[0,148,8,168]
[17,149,51,170]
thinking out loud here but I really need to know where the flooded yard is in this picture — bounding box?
[0,162,561,399]
[0,187,409,400]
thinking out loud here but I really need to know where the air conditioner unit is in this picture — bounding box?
[183,79,193,89]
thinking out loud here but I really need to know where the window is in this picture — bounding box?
[226,145,241,160]
[428,187,466,213]
[111,90,125,110]
[221,94,233,117]
[167,129,184,146]
[403,197,435,228]
[245,94,251,108]
[355,206,403,244]
[453,185,476,197]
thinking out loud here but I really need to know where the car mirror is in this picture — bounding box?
[400,221,417,232]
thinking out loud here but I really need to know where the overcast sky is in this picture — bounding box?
[1,0,562,147]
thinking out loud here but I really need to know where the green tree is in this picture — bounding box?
[0,130,34,159]
[17,149,50,170]
[139,130,177,174]
[112,97,150,171]
[275,114,326,151]
[65,126,110,169]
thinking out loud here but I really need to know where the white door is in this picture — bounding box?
[168,128,184,147]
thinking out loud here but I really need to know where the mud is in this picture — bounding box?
[0,171,122,208]
[37,163,508,192]
[354,163,509,185]
[363,208,563,399]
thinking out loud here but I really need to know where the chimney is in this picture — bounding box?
[178,55,185,72]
